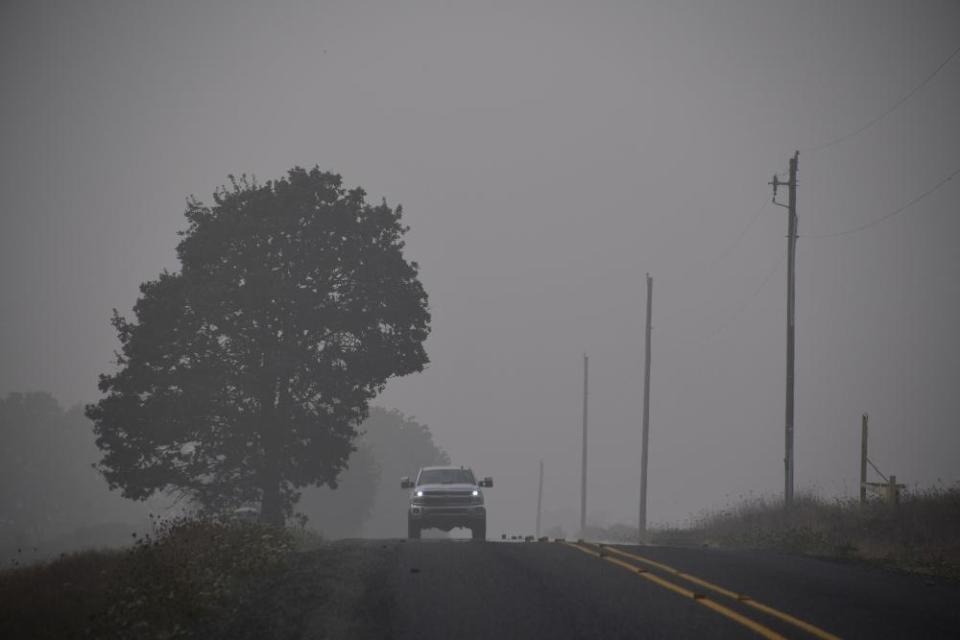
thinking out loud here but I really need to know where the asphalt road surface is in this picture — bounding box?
[374,539,960,639]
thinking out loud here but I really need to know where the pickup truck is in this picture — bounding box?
[401,466,492,540]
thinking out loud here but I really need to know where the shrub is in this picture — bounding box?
[0,548,124,639]
[0,515,300,639]
[92,515,296,639]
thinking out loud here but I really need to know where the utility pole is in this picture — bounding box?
[638,274,653,537]
[771,151,798,508]
[536,459,544,537]
[860,414,869,505]
[580,354,589,535]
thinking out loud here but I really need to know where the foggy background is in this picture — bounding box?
[2,0,959,538]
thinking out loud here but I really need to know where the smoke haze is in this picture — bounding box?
[2,0,959,537]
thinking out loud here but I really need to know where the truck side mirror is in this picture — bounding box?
[400,477,413,489]
[479,477,493,488]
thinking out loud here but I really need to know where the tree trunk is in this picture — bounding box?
[258,379,285,527]
[260,465,283,527]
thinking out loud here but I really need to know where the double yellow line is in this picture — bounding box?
[564,542,840,640]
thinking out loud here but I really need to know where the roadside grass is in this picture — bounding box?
[586,486,960,579]
[0,516,350,639]
[0,546,125,639]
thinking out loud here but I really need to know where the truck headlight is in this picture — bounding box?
[416,490,424,497]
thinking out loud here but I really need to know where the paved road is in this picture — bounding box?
[375,539,960,639]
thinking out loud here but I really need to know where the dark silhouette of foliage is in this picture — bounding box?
[0,392,87,543]
[0,392,166,565]
[296,407,448,537]
[86,168,430,525]
[0,392,139,550]
[295,442,380,538]
[361,407,449,537]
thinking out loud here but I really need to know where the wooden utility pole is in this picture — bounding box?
[771,151,798,508]
[536,460,544,537]
[860,414,869,505]
[580,354,589,535]
[639,274,653,536]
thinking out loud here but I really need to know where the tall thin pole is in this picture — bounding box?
[536,459,544,537]
[859,414,869,505]
[639,274,653,536]
[580,354,589,535]
[770,151,799,508]
[785,151,798,508]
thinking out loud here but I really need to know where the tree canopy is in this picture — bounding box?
[86,168,430,524]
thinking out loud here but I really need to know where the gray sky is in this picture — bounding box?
[2,0,959,534]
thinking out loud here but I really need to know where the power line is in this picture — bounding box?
[803,43,960,154]
[665,250,786,348]
[667,200,768,286]
[718,201,767,261]
[802,165,960,239]
[698,252,786,345]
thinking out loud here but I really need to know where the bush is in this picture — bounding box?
[94,515,296,639]
[0,548,124,639]
[0,515,300,640]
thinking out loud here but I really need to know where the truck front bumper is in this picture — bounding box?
[409,504,485,526]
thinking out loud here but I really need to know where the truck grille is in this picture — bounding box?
[420,491,476,506]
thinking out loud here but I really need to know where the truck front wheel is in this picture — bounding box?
[471,521,486,541]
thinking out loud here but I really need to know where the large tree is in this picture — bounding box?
[86,168,430,525]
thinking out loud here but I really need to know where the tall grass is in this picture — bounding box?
[589,486,960,579]
[0,516,300,639]
[0,547,125,639]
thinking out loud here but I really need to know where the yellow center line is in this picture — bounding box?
[600,544,842,640]
[563,542,787,640]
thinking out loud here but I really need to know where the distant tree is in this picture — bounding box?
[297,407,448,537]
[295,442,380,538]
[361,407,449,537]
[0,392,76,541]
[86,168,430,525]
[0,392,152,549]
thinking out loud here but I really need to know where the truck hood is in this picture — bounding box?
[415,483,478,493]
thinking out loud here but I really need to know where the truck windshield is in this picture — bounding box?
[418,468,476,485]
